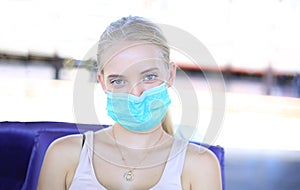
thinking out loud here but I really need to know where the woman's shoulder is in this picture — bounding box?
[185,143,220,168]
[49,133,83,151]
[44,133,84,164]
[182,143,222,189]
[38,133,86,189]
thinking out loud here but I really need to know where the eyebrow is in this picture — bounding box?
[107,68,159,79]
[140,67,159,74]
[107,74,123,79]
[107,74,125,80]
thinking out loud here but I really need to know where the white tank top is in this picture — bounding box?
[69,131,188,190]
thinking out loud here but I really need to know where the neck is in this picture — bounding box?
[112,123,166,149]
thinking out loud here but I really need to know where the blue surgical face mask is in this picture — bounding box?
[106,83,171,132]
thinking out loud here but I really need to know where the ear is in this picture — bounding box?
[167,62,177,87]
[97,72,107,91]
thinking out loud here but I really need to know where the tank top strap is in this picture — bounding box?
[84,131,94,159]
[70,131,109,190]
[151,138,188,189]
[166,138,188,174]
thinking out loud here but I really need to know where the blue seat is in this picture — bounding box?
[0,121,225,190]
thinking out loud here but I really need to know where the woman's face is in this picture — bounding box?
[98,43,176,96]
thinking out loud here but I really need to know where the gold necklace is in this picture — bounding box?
[112,126,164,182]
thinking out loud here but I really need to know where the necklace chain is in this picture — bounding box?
[112,126,164,182]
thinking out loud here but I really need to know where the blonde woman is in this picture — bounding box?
[38,16,222,190]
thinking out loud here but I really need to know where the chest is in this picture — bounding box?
[93,156,166,189]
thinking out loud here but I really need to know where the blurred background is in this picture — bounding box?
[0,0,300,189]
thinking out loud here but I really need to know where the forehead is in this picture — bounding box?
[102,42,166,75]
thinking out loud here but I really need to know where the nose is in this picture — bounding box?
[129,84,144,97]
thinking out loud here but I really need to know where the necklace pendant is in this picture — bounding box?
[124,170,134,181]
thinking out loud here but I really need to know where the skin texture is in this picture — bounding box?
[37,43,222,190]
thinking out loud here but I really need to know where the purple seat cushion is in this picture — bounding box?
[0,129,34,190]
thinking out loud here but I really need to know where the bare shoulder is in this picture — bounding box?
[38,134,84,190]
[186,143,219,164]
[182,143,222,190]
[46,134,83,160]
[185,143,221,175]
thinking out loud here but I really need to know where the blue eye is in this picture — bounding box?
[144,74,157,81]
[110,79,125,86]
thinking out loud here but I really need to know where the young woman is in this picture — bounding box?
[38,16,222,190]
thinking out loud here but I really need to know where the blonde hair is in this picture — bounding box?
[97,16,174,135]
